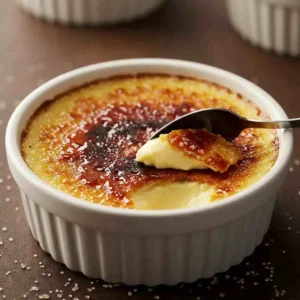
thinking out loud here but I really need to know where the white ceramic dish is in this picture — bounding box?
[6,59,293,285]
[227,0,300,56]
[16,0,165,25]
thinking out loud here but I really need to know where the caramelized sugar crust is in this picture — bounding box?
[167,129,243,173]
[21,75,279,208]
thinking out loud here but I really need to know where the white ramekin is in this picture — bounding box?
[16,0,165,25]
[227,0,300,56]
[6,59,293,286]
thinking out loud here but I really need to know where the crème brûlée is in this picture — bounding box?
[21,75,279,210]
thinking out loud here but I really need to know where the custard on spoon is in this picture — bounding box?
[136,128,243,173]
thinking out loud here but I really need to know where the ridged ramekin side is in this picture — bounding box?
[227,0,300,56]
[16,0,165,25]
[21,192,275,286]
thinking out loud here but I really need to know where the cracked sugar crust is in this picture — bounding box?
[21,75,278,208]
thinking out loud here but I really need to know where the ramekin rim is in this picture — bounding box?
[5,58,294,218]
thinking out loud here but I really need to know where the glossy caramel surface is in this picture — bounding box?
[167,129,243,173]
[21,75,278,208]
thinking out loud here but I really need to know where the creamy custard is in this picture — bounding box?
[136,129,243,173]
[21,75,279,210]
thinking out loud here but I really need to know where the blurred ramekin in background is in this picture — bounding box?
[227,0,300,56]
[16,0,165,25]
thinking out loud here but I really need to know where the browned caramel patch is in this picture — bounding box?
[167,129,243,173]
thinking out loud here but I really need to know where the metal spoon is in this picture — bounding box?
[149,108,298,141]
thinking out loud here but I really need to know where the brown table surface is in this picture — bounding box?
[1,0,300,299]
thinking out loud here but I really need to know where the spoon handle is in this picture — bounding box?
[247,118,300,129]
